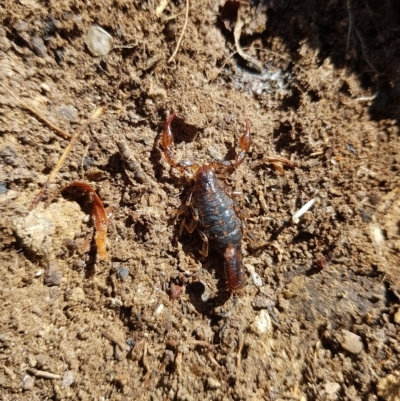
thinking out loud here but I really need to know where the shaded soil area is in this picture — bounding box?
[1,0,400,400]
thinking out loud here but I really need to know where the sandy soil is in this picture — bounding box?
[1,0,400,400]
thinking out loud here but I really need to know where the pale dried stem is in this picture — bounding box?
[0,82,71,139]
[168,0,189,63]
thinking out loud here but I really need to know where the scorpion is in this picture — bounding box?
[161,112,256,293]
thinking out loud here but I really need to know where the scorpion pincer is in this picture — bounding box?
[161,112,256,293]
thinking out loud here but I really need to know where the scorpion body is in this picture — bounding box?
[162,112,253,292]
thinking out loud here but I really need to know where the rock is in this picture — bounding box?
[251,296,276,310]
[251,271,263,287]
[56,105,78,121]
[251,309,272,335]
[44,261,62,286]
[85,24,113,56]
[30,36,47,57]
[22,374,35,390]
[13,211,55,258]
[0,182,7,195]
[394,309,400,325]
[62,370,75,387]
[66,287,85,303]
[339,330,364,354]
[377,373,400,401]
[115,265,129,281]
[324,382,341,395]
[207,377,221,389]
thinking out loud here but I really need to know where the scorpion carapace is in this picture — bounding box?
[162,112,254,293]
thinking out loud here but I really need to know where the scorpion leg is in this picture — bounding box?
[179,193,199,234]
[197,229,209,257]
[214,115,251,169]
[231,200,259,246]
[240,218,259,246]
[162,112,200,171]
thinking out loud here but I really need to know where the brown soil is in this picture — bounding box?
[1,1,400,400]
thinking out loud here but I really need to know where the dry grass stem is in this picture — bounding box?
[168,0,189,63]
[0,82,72,140]
[31,107,104,208]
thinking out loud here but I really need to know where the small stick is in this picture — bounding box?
[175,351,182,377]
[292,198,316,224]
[31,107,104,208]
[0,82,71,139]
[168,0,189,63]
[187,339,213,351]
[102,330,129,352]
[142,342,150,374]
[0,364,16,380]
[236,334,244,368]
[346,0,353,51]
[116,140,153,185]
[233,10,262,72]
[26,368,61,380]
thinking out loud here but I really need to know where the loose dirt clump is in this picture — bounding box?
[1,0,400,400]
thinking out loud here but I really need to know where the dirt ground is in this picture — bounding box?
[1,0,400,400]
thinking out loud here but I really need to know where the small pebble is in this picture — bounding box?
[0,182,8,195]
[394,308,400,325]
[207,377,221,390]
[324,382,341,395]
[31,305,43,316]
[56,105,78,122]
[115,265,130,281]
[86,24,113,56]
[251,309,272,335]
[62,370,75,387]
[36,353,52,370]
[339,330,364,354]
[377,373,400,401]
[154,303,164,316]
[66,287,85,303]
[251,296,275,310]
[30,36,47,57]
[40,83,51,92]
[251,271,263,287]
[44,261,62,286]
[22,374,35,390]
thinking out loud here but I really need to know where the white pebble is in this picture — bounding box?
[40,83,51,92]
[86,24,113,56]
[251,272,263,287]
[154,303,164,316]
[251,309,272,335]
[62,370,75,387]
[22,374,35,390]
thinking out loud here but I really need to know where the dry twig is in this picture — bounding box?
[233,8,262,72]
[102,330,129,352]
[168,0,189,63]
[116,139,155,185]
[31,107,104,208]
[0,82,71,139]
[26,368,61,380]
